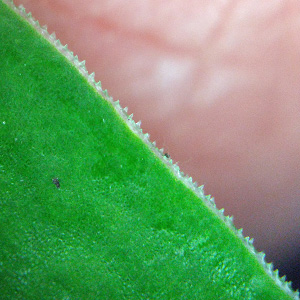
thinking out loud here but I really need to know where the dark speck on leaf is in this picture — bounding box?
[164,153,170,158]
[52,178,60,189]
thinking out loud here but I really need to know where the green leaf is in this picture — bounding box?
[0,1,298,299]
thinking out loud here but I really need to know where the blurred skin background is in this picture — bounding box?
[14,0,300,290]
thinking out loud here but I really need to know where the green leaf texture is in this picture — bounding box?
[0,1,298,299]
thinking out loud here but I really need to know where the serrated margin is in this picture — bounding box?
[2,0,299,298]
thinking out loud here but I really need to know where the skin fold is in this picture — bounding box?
[13,0,300,287]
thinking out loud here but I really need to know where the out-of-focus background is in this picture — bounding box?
[14,0,300,291]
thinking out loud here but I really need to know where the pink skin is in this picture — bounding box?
[15,0,300,267]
